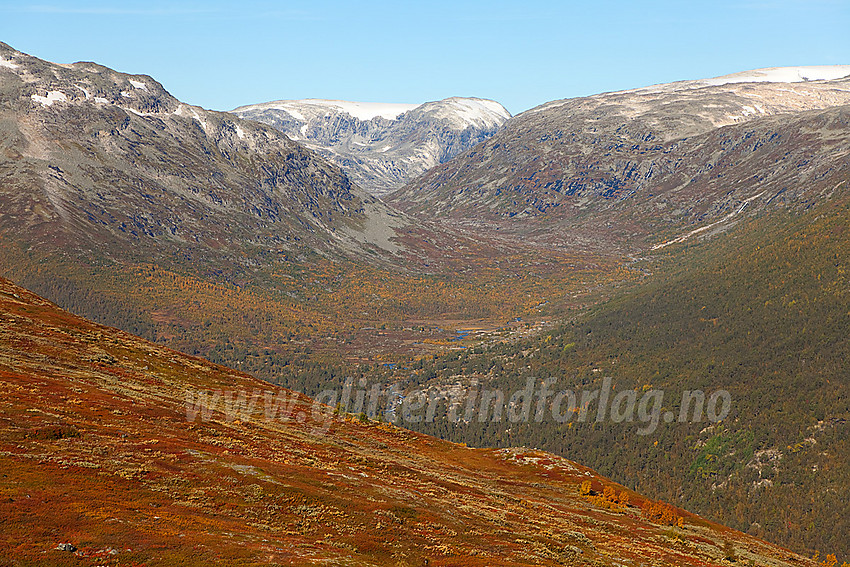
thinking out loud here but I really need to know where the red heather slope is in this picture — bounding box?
[0,276,813,566]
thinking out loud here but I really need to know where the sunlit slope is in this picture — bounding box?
[0,276,816,566]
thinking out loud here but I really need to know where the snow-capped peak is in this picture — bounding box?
[234,99,420,121]
[436,97,512,125]
[443,97,511,120]
[554,65,850,107]
[231,96,510,196]
[232,97,513,127]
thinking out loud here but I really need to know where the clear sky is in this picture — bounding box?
[2,0,848,115]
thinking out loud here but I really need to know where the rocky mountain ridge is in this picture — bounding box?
[0,42,407,267]
[232,96,511,195]
[389,67,850,253]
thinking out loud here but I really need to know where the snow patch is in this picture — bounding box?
[701,65,850,86]
[726,103,770,122]
[128,79,149,91]
[0,58,18,70]
[189,108,209,132]
[234,124,245,139]
[94,96,110,104]
[438,97,511,127]
[173,104,209,132]
[282,107,305,121]
[608,65,850,99]
[31,91,67,107]
[121,91,131,98]
[75,85,91,100]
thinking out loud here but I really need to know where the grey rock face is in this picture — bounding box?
[231,98,511,196]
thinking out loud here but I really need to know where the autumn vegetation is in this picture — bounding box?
[388,194,850,559]
[0,275,815,566]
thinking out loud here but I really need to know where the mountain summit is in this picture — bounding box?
[656,65,850,90]
[232,97,511,195]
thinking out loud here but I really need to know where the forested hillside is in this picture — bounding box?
[402,193,850,557]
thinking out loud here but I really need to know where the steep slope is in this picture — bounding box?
[0,275,819,566]
[389,67,850,253]
[0,42,407,266]
[400,192,850,558]
[232,97,511,195]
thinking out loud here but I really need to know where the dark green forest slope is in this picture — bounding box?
[405,193,850,558]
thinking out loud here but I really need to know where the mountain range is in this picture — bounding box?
[389,66,850,253]
[0,41,407,267]
[232,97,511,196]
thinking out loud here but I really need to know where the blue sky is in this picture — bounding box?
[2,0,848,115]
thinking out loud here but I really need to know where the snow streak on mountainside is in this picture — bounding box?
[232,97,511,195]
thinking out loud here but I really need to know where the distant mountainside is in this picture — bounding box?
[0,42,407,267]
[232,97,511,195]
[651,65,850,89]
[0,274,820,567]
[389,66,850,253]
